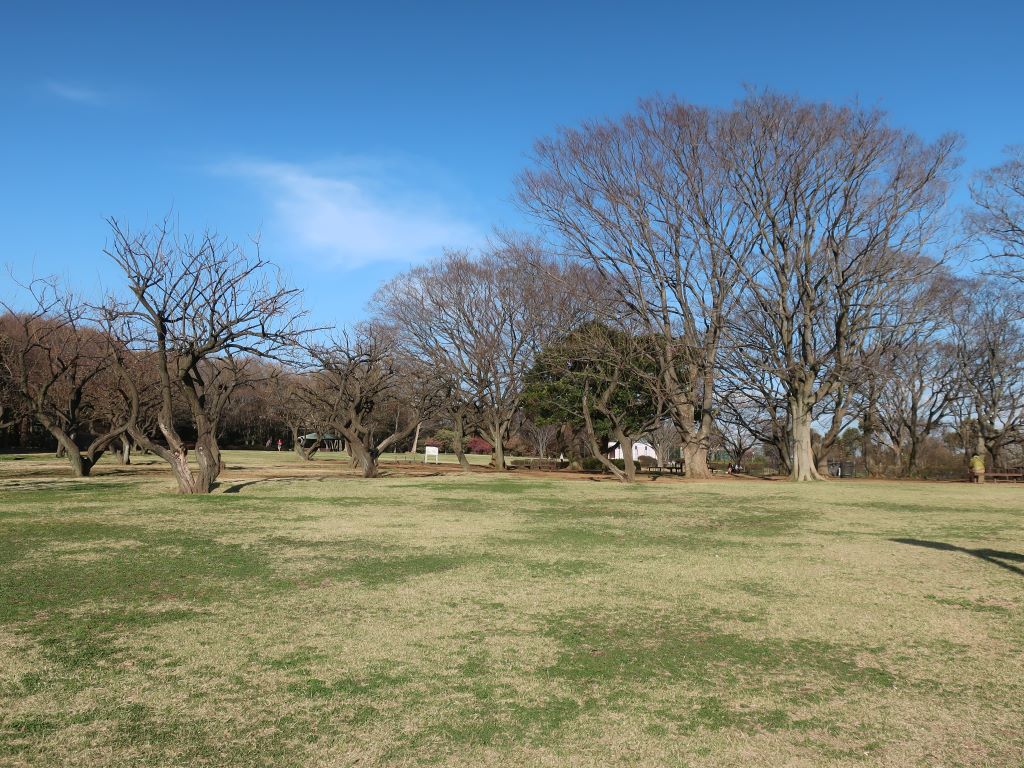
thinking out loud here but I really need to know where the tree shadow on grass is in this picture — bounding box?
[891,538,1024,577]
[217,477,300,494]
[220,480,261,494]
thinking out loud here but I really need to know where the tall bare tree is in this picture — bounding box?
[519,417,561,459]
[373,250,485,471]
[106,218,307,494]
[519,97,759,477]
[714,402,758,468]
[725,92,960,480]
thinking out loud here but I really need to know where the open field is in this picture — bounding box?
[1,452,1022,767]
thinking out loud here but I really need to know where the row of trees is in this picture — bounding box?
[2,92,1023,491]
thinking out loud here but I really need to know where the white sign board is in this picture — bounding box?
[424,446,440,464]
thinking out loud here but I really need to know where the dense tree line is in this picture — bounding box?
[2,92,1023,490]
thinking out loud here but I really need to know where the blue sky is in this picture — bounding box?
[2,0,1021,326]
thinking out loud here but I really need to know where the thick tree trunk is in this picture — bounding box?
[816,452,830,477]
[487,419,509,470]
[906,437,920,476]
[987,443,1001,471]
[681,441,710,479]
[668,399,712,479]
[349,441,378,478]
[622,443,636,482]
[891,445,903,475]
[130,418,213,494]
[452,416,471,472]
[165,448,202,494]
[161,434,220,494]
[65,448,89,477]
[492,435,506,471]
[53,433,85,476]
[790,406,823,481]
[196,434,221,493]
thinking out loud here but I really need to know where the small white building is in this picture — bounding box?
[609,440,658,461]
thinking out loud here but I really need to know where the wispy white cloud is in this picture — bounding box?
[214,158,481,269]
[44,80,104,105]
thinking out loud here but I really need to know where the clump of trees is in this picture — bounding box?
[0,277,137,476]
[3,91,1023,487]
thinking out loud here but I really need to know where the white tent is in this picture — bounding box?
[610,440,658,461]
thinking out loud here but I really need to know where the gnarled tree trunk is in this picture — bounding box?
[348,439,379,478]
[290,424,321,461]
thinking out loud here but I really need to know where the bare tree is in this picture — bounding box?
[267,369,332,461]
[519,416,560,459]
[969,146,1024,284]
[714,406,758,467]
[850,268,962,476]
[106,218,307,494]
[875,340,960,475]
[725,92,960,480]
[372,250,485,471]
[718,351,792,474]
[519,97,759,477]
[374,241,581,470]
[310,325,427,478]
[0,277,136,477]
[953,280,1024,468]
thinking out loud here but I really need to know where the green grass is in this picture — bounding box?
[0,451,1022,766]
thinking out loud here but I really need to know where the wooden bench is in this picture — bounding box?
[647,463,683,475]
[987,471,1024,483]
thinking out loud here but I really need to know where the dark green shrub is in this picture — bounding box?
[580,457,629,472]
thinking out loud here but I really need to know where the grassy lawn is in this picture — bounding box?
[1,452,1022,766]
